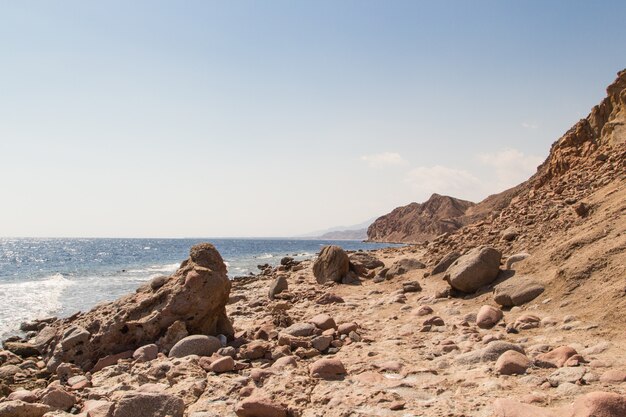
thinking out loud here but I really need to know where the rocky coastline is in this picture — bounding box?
[1,70,625,416]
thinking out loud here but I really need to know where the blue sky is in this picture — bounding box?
[1,1,625,237]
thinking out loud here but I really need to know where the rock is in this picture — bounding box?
[82,400,114,417]
[308,314,337,330]
[149,275,168,290]
[0,364,21,383]
[505,253,531,270]
[92,350,133,372]
[385,258,426,279]
[239,341,269,360]
[548,367,586,386]
[491,398,556,417]
[0,401,51,417]
[41,386,76,411]
[313,246,350,284]
[348,253,384,271]
[316,293,344,305]
[415,306,434,316]
[7,390,38,403]
[283,323,316,337]
[168,335,222,358]
[268,276,288,300]
[494,278,545,307]
[337,322,358,335]
[456,341,525,365]
[311,335,333,352]
[574,202,590,217]
[40,243,232,371]
[432,251,461,275]
[272,356,297,369]
[310,358,347,379]
[402,281,422,293]
[495,350,532,375]
[501,227,520,241]
[209,356,235,373]
[444,246,502,293]
[2,342,39,358]
[535,346,578,368]
[133,344,159,362]
[476,305,503,329]
[423,316,444,326]
[113,392,184,417]
[599,370,626,383]
[234,397,287,417]
[568,391,626,416]
[514,314,541,330]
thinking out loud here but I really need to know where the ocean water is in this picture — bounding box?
[0,238,397,340]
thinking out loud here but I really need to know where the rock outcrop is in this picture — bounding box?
[36,243,233,371]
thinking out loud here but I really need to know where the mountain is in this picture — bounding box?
[369,70,626,244]
[367,194,475,243]
[317,228,367,240]
[297,218,375,239]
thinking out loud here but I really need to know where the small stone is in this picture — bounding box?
[310,358,346,379]
[168,335,222,358]
[235,397,287,417]
[209,356,235,373]
[495,350,532,375]
[476,305,503,329]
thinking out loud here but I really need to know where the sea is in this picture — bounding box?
[0,238,398,340]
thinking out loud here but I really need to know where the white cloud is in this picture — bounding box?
[360,152,408,168]
[404,165,484,201]
[521,122,539,129]
[478,148,543,189]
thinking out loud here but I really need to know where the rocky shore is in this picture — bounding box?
[1,70,625,416]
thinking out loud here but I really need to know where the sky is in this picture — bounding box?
[1,1,625,238]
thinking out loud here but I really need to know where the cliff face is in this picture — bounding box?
[366,194,475,243]
[368,69,626,244]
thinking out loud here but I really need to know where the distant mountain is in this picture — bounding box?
[317,228,368,240]
[297,218,375,239]
[367,194,476,243]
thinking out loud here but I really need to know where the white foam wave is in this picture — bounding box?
[256,253,274,259]
[0,273,74,339]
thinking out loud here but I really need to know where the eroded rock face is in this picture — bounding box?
[312,246,350,284]
[38,243,233,371]
[444,246,502,293]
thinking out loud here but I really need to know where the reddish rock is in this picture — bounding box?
[535,346,578,368]
[492,398,556,417]
[476,305,503,329]
[495,350,532,375]
[313,246,350,284]
[0,400,52,417]
[599,370,626,383]
[7,389,37,403]
[337,322,358,335]
[235,397,287,417]
[83,400,114,417]
[41,385,77,411]
[271,356,297,369]
[239,341,270,360]
[568,391,626,416]
[112,392,184,417]
[132,344,158,362]
[92,350,133,372]
[209,356,235,373]
[309,358,347,379]
[308,314,337,330]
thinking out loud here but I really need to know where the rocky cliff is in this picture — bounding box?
[368,70,626,244]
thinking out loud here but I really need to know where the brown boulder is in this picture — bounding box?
[309,358,346,379]
[535,346,578,368]
[0,401,51,417]
[568,391,626,416]
[235,397,287,417]
[112,392,184,417]
[40,243,232,371]
[494,278,545,307]
[313,246,350,284]
[476,305,503,329]
[444,246,502,293]
[495,350,532,375]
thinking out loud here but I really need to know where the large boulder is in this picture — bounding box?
[444,246,502,293]
[0,400,51,417]
[431,251,461,275]
[168,335,222,358]
[313,246,350,284]
[494,278,545,307]
[385,258,426,279]
[35,243,233,371]
[112,392,184,417]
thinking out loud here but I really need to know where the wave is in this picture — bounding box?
[255,253,274,259]
[0,273,74,340]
